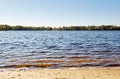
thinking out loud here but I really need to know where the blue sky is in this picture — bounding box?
[0,0,120,27]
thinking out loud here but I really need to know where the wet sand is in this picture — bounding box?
[0,67,120,79]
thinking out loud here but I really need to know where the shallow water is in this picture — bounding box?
[0,31,120,68]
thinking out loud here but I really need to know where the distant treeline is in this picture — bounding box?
[0,24,120,30]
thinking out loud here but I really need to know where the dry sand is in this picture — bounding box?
[0,67,120,79]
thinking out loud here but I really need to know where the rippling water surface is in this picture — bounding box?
[0,31,120,68]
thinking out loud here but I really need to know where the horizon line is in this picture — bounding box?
[0,24,120,27]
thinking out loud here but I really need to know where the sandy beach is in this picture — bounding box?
[0,67,120,79]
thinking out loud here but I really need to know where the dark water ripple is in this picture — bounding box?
[0,31,120,68]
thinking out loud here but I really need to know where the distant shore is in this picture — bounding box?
[0,67,120,79]
[0,24,120,30]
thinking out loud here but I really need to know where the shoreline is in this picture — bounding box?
[0,67,120,79]
[1,66,120,69]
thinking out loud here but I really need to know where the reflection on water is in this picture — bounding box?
[0,31,120,68]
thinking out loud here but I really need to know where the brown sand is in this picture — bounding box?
[0,67,120,79]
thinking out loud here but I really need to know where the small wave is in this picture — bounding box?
[67,55,90,59]
[47,45,57,49]
[104,63,120,67]
[91,50,112,52]
[0,63,58,68]
[45,56,66,59]
[70,43,83,45]
[33,59,64,63]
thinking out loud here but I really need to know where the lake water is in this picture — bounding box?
[0,31,120,68]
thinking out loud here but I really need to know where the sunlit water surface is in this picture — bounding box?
[0,31,120,68]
